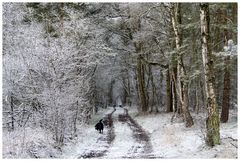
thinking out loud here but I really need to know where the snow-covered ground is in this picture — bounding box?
[127,106,238,159]
[62,107,141,159]
[62,106,155,158]
[3,126,61,158]
[4,106,237,159]
[62,106,237,159]
[3,106,114,159]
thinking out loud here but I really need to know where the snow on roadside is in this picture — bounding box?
[3,127,61,158]
[128,107,237,159]
[3,106,114,159]
[60,107,114,159]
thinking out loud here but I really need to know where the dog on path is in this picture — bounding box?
[95,119,104,133]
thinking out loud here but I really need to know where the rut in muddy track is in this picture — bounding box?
[78,108,116,158]
[118,108,154,158]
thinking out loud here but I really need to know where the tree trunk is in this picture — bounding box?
[221,56,231,123]
[122,77,127,105]
[148,64,158,112]
[200,3,220,146]
[156,70,163,112]
[108,79,115,105]
[172,63,178,112]
[195,82,200,114]
[137,54,148,113]
[231,3,237,47]
[182,85,193,127]
[170,3,194,127]
[128,76,132,106]
[171,73,176,113]
[166,67,173,112]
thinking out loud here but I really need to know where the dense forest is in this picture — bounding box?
[2,2,237,159]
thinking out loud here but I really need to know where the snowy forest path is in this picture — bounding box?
[77,107,116,158]
[77,107,154,159]
[118,108,155,158]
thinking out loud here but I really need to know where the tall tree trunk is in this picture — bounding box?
[170,3,194,127]
[173,73,178,112]
[182,85,193,127]
[152,68,158,113]
[157,70,163,111]
[127,75,132,106]
[122,77,127,105]
[221,56,231,123]
[171,73,176,113]
[171,61,178,112]
[122,74,131,106]
[147,64,157,112]
[200,3,220,146]
[231,3,237,46]
[108,79,115,105]
[134,68,140,109]
[166,67,173,112]
[136,54,148,113]
[145,62,150,110]
[195,86,200,114]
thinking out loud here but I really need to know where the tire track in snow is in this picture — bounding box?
[118,108,155,158]
[78,107,116,158]
[102,107,134,158]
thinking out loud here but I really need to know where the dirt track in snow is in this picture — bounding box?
[118,108,155,158]
[78,107,154,159]
[78,108,116,158]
